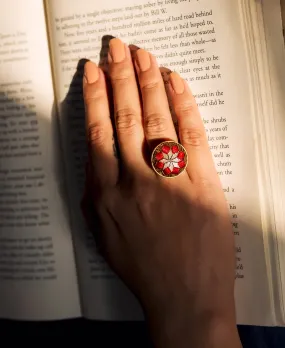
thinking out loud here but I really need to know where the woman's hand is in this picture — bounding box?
[82,38,241,348]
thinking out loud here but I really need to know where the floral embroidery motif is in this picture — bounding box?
[152,142,187,178]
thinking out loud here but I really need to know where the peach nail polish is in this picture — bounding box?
[84,61,99,84]
[136,49,151,72]
[169,72,185,94]
[109,38,126,63]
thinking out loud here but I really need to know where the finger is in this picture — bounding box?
[83,61,118,186]
[134,49,178,147]
[168,72,219,184]
[108,38,149,175]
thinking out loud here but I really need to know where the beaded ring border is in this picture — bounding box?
[151,141,188,178]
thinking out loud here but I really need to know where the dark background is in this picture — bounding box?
[1,319,285,347]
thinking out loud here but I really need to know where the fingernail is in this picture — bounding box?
[84,61,99,84]
[169,72,185,94]
[109,38,125,63]
[136,49,151,72]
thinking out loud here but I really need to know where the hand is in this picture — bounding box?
[82,38,241,348]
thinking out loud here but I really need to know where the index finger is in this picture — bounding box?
[83,61,118,187]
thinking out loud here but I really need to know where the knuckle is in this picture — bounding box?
[175,100,196,116]
[110,65,133,83]
[180,127,205,147]
[141,79,160,91]
[111,73,131,83]
[84,89,105,106]
[116,108,138,134]
[144,113,168,136]
[196,177,214,190]
[88,123,105,146]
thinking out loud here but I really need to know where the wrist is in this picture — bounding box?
[144,304,241,348]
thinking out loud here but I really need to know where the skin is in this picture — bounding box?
[82,38,242,348]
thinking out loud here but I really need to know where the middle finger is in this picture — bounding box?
[134,49,178,147]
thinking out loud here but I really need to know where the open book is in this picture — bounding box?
[0,0,285,326]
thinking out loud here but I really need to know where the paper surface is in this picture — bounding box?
[46,0,273,324]
[0,0,81,320]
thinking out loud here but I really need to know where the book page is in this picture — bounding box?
[46,0,274,324]
[0,0,81,320]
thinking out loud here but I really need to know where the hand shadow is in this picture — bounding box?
[58,35,116,254]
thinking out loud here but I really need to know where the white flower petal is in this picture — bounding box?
[173,162,180,169]
[169,162,174,172]
[160,159,167,164]
[173,158,180,163]
[163,152,169,159]
[163,161,171,170]
[168,150,174,160]
[172,152,178,160]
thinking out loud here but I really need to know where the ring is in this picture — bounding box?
[151,141,188,178]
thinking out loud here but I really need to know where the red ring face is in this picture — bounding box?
[151,141,188,178]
